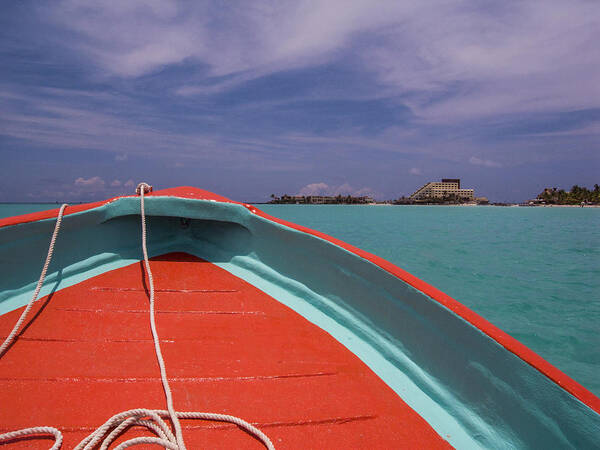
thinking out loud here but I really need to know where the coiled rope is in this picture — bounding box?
[0,185,275,449]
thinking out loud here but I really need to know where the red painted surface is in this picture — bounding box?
[0,253,451,449]
[1,186,599,416]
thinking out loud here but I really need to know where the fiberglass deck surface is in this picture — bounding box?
[0,252,451,449]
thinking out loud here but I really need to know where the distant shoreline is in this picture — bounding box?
[523,204,600,208]
[259,202,600,208]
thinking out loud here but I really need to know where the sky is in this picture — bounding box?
[1,1,599,203]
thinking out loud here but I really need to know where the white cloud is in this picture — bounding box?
[298,182,329,196]
[297,182,377,198]
[353,187,378,198]
[110,179,122,187]
[0,88,227,162]
[333,183,355,196]
[469,156,502,168]
[363,1,600,120]
[46,1,195,78]
[74,176,105,189]
[409,167,422,175]
[46,1,405,79]
[124,179,135,188]
[44,0,600,123]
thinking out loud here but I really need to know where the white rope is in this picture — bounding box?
[0,186,275,449]
[138,182,185,448]
[0,426,63,449]
[73,409,275,450]
[0,203,68,358]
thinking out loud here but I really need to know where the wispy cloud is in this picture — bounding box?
[363,2,600,122]
[68,177,136,200]
[298,182,329,196]
[43,1,599,121]
[469,156,502,168]
[75,176,105,189]
[0,85,287,167]
[45,1,401,79]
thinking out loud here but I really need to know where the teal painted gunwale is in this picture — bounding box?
[0,196,598,449]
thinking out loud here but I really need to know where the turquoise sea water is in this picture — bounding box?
[1,203,599,398]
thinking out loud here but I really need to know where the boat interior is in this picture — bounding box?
[0,195,598,448]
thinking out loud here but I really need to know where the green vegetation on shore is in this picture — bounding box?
[537,185,600,205]
[269,194,374,204]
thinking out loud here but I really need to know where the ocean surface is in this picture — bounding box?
[1,203,599,397]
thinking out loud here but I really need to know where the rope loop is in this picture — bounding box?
[0,426,63,450]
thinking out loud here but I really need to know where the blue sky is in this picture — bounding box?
[1,1,598,202]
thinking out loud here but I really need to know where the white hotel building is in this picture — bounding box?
[410,179,475,201]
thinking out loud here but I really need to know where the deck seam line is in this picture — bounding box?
[0,372,338,383]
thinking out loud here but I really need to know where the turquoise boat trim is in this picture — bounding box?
[0,196,598,449]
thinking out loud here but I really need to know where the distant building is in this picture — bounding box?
[410,179,475,202]
[308,196,329,204]
[442,178,461,187]
[279,195,306,203]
